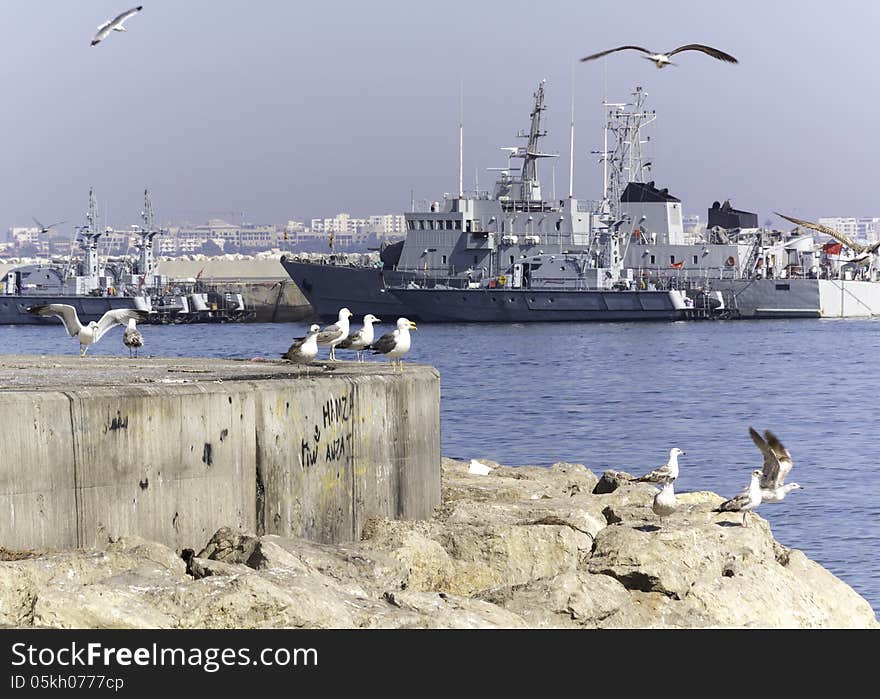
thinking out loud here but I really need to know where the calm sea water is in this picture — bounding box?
[2,318,879,615]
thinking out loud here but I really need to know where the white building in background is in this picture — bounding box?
[817,217,880,243]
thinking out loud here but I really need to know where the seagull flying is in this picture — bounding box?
[633,447,685,484]
[336,314,381,361]
[775,212,880,263]
[92,6,143,46]
[749,427,802,503]
[282,324,320,364]
[580,44,738,69]
[715,469,763,527]
[122,317,144,358]
[27,304,149,356]
[315,308,352,361]
[371,317,416,369]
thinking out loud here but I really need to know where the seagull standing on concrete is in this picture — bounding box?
[371,317,416,369]
[715,469,763,527]
[91,6,143,46]
[652,478,677,529]
[749,427,802,503]
[633,447,685,484]
[282,324,320,364]
[122,318,144,358]
[336,314,381,361]
[580,44,738,69]
[27,304,149,356]
[316,308,352,361]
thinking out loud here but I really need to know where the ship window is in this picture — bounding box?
[466,220,472,232]
[509,255,514,265]
[650,255,656,264]
[670,255,676,264]
[445,220,452,230]
[775,283,790,291]
[474,255,479,264]
[442,255,447,265]
[455,220,462,230]
[556,220,562,231]
[693,255,698,265]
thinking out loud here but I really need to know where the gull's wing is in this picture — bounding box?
[634,462,674,483]
[764,430,793,486]
[93,309,149,343]
[110,5,143,28]
[750,426,780,488]
[315,323,343,344]
[336,328,364,350]
[26,303,83,337]
[282,335,309,358]
[775,212,865,253]
[580,45,652,62]
[717,491,749,512]
[667,44,738,63]
[371,329,399,355]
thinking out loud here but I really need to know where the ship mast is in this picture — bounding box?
[509,80,558,207]
[135,188,162,287]
[78,187,104,289]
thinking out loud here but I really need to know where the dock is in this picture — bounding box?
[0,356,440,551]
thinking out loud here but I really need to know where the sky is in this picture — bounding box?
[0,0,875,231]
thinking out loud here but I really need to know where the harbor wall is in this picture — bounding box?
[0,362,440,551]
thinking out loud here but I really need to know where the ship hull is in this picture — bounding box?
[711,278,880,318]
[280,258,417,320]
[387,287,686,322]
[0,295,141,325]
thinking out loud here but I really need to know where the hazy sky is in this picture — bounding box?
[0,1,875,231]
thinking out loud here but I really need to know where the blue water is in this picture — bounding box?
[2,318,879,615]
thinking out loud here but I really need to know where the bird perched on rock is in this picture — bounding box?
[633,447,685,484]
[580,43,738,69]
[336,314,381,361]
[715,469,763,527]
[316,308,352,361]
[27,304,149,357]
[282,324,320,365]
[122,318,144,358]
[749,427,802,503]
[91,5,143,46]
[652,478,677,528]
[371,317,416,369]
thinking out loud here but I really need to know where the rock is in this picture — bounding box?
[197,527,259,564]
[107,536,186,576]
[481,571,631,628]
[593,469,635,494]
[367,590,528,629]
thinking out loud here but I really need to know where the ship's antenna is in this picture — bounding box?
[568,64,575,199]
[552,164,557,201]
[458,79,464,198]
[410,188,414,213]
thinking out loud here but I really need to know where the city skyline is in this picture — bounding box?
[1,1,878,233]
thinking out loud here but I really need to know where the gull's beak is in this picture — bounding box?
[409,321,417,329]
[680,451,686,456]
[375,317,382,323]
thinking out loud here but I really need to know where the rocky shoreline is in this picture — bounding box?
[1,457,876,628]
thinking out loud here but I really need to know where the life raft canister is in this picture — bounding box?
[725,256,736,267]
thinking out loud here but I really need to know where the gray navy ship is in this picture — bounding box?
[282,83,880,322]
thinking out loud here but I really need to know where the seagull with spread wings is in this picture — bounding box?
[580,44,738,69]
[27,304,150,356]
[749,427,802,503]
[775,212,880,263]
[91,6,143,46]
[632,447,685,484]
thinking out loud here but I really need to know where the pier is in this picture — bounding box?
[0,356,440,551]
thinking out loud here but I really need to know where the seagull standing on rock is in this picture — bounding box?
[316,308,352,361]
[27,304,149,357]
[652,478,677,529]
[336,314,381,362]
[91,6,143,46]
[580,43,738,69]
[633,447,685,484]
[371,317,416,369]
[715,469,763,527]
[282,324,320,365]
